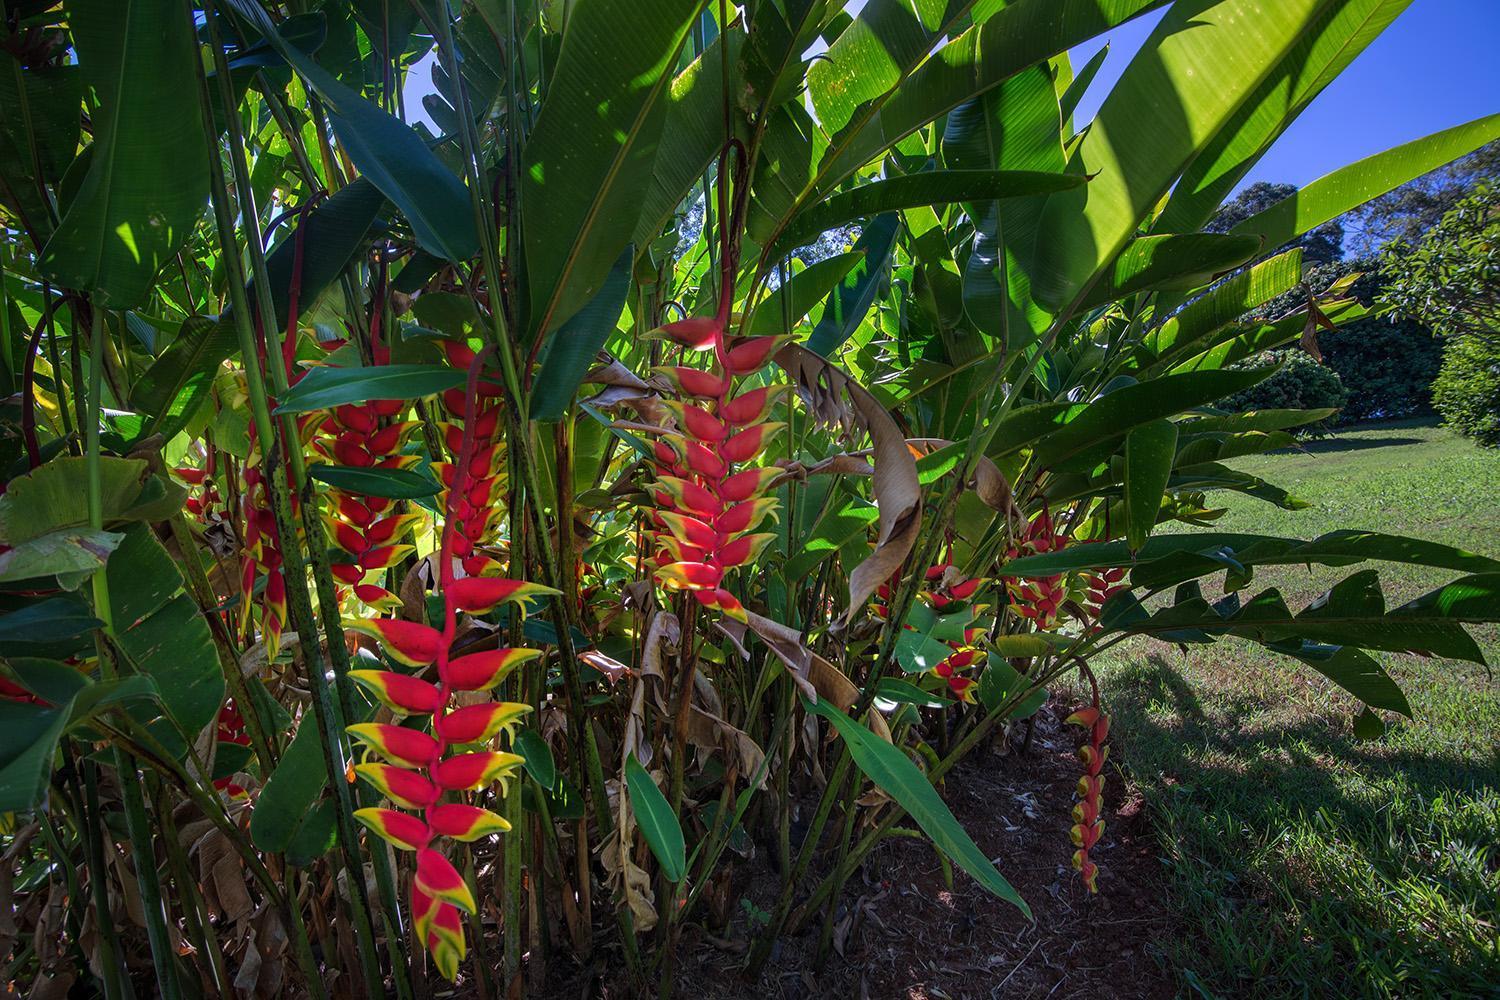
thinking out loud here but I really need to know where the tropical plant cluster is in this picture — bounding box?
[2,0,1498,997]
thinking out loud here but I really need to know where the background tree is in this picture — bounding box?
[1343,139,1500,254]
[1379,183,1500,345]
[1209,181,1344,264]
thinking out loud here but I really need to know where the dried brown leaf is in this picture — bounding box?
[775,343,921,628]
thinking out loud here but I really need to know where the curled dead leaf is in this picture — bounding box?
[742,610,890,742]
[775,343,921,628]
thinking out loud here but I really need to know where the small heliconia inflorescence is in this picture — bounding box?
[645,316,786,621]
[1003,509,1069,629]
[314,400,422,611]
[435,339,510,579]
[875,562,987,701]
[1065,702,1110,893]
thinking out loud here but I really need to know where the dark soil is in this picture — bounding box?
[505,698,1178,1000]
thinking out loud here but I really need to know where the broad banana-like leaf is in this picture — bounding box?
[1031,0,1332,309]
[39,0,210,308]
[522,0,700,340]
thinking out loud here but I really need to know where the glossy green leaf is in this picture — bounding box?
[1030,369,1272,473]
[771,170,1082,261]
[224,0,476,262]
[134,179,387,434]
[816,0,1170,193]
[515,729,557,791]
[625,753,685,883]
[749,252,862,336]
[0,699,68,812]
[532,245,633,422]
[309,465,439,500]
[273,365,468,414]
[0,531,122,584]
[1079,233,1262,310]
[105,525,223,741]
[807,213,900,357]
[522,0,700,338]
[1155,0,1413,234]
[38,0,209,307]
[1132,249,1304,371]
[1123,419,1177,551]
[806,697,1029,915]
[0,54,80,245]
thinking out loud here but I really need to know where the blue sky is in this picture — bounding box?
[1069,0,1500,194]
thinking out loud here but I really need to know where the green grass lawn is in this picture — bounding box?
[1099,419,1500,999]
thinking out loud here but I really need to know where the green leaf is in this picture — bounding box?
[625,753,685,883]
[515,729,557,791]
[521,0,701,338]
[105,525,223,741]
[808,0,985,137]
[0,54,80,245]
[1132,250,1304,371]
[1030,369,1271,473]
[0,699,68,813]
[0,530,122,584]
[807,213,900,357]
[252,714,333,854]
[806,697,1029,915]
[1032,0,1331,309]
[1351,705,1385,741]
[309,465,439,500]
[38,0,210,308]
[1393,574,1500,623]
[1059,41,1109,125]
[876,678,953,708]
[1280,644,1411,717]
[0,456,155,544]
[224,0,477,262]
[1080,233,1262,310]
[1123,419,1177,551]
[748,252,862,336]
[133,179,388,434]
[531,244,634,422]
[0,598,101,660]
[631,30,743,251]
[815,0,1170,194]
[1001,530,1500,580]
[273,364,468,414]
[1226,113,1500,254]
[770,170,1083,262]
[1154,0,1414,234]
[784,495,880,582]
[974,656,1046,719]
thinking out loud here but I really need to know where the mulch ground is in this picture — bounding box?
[514,697,1178,1000]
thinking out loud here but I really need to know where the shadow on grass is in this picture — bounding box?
[1106,654,1495,813]
[1101,653,1500,997]
[1289,434,1428,455]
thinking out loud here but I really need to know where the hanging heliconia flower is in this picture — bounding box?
[645,318,786,622]
[313,400,423,611]
[1081,565,1128,622]
[344,613,539,979]
[1003,510,1069,629]
[435,341,509,579]
[1065,702,1110,893]
[173,464,222,523]
[873,563,988,701]
[212,699,252,799]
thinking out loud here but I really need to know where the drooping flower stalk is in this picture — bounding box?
[1065,697,1110,893]
[342,351,553,980]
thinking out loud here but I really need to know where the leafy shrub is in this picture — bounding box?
[1432,336,1500,446]
[1220,350,1350,434]
[1321,317,1442,423]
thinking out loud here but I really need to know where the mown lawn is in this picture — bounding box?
[1099,420,1500,999]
